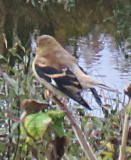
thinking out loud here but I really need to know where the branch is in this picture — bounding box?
[51,95,98,160]
[118,99,131,160]
[5,112,20,122]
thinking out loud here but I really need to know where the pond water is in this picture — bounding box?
[67,33,131,116]
[77,34,131,92]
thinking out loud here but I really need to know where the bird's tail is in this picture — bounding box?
[71,64,118,92]
[94,83,119,93]
[90,88,102,106]
[75,73,118,92]
[70,93,92,110]
[77,98,92,110]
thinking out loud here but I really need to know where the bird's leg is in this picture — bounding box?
[44,90,65,108]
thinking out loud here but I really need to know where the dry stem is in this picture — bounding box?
[52,95,97,160]
[119,99,131,160]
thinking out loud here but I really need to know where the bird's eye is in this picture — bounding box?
[40,37,48,42]
[41,37,51,44]
[37,36,52,46]
[42,37,48,41]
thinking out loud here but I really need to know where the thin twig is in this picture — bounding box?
[51,95,98,160]
[118,99,131,160]
[5,112,20,122]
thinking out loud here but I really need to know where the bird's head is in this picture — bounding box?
[36,35,59,48]
[36,35,61,56]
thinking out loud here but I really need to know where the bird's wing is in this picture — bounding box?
[34,64,92,110]
[35,64,82,89]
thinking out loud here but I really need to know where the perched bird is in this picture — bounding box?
[32,35,115,110]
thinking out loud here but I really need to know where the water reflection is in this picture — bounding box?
[68,33,130,116]
[76,33,131,92]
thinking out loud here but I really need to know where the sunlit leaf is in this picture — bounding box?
[21,125,27,137]
[26,136,35,145]
[101,151,113,156]
[106,142,115,152]
[98,156,103,160]
[46,110,65,119]
[24,113,52,140]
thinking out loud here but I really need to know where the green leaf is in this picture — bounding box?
[0,54,7,61]
[46,110,66,137]
[14,53,22,60]
[46,110,65,120]
[21,125,26,137]
[53,117,65,137]
[3,73,24,95]
[101,151,113,156]
[24,113,52,140]
[3,73,16,87]
[19,45,25,52]
[3,73,19,95]
[93,118,103,128]
[9,48,22,60]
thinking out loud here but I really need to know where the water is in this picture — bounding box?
[77,34,131,92]
[70,33,131,116]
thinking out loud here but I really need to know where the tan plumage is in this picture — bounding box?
[32,35,116,110]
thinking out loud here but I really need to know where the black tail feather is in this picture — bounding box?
[90,88,102,106]
[78,100,92,110]
[58,86,92,110]
[68,91,92,110]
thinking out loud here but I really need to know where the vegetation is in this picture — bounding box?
[0,0,131,159]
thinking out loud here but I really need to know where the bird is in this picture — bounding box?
[32,35,116,110]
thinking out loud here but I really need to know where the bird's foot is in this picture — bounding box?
[44,89,54,100]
